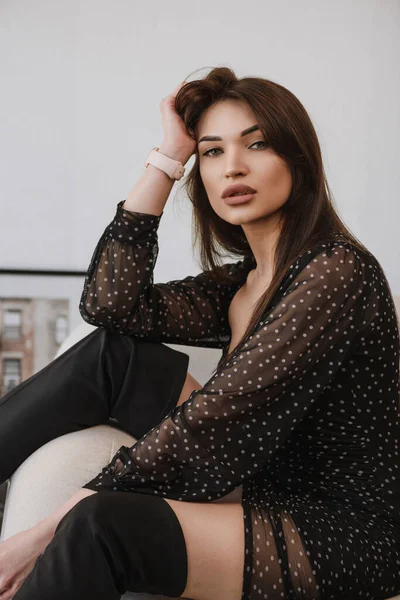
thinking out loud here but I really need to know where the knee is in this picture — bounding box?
[55,492,114,536]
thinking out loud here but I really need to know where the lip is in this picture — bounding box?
[222,183,256,198]
[223,192,256,205]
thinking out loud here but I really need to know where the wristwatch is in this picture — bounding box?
[144,147,186,180]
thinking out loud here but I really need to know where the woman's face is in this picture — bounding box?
[196,99,292,227]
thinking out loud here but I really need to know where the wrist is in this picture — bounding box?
[29,520,55,548]
[158,143,190,166]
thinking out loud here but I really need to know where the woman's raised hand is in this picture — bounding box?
[159,81,197,164]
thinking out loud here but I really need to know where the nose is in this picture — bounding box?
[222,149,250,178]
[224,162,248,179]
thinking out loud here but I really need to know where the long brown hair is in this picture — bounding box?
[173,66,371,374]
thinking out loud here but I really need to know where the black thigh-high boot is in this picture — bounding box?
[12,491,189,600]
[0,327,189,484]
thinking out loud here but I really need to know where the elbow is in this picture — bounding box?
[78,299,143,336]
[78,300,115,330]
[79,298,101,323]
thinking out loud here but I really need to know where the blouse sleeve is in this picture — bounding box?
[79,200,242,348]
[82,242,376,502]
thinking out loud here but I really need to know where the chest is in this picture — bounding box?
[226,275,272,355]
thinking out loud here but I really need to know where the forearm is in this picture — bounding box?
[122,142,190,216]
[33,488,97,543]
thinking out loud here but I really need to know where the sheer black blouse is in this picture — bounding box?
[79,200,400,600]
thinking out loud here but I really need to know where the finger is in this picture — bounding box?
[167,80,187,99]
[0,583,13,598]
[174,80,187,92]
[160,80,187,106]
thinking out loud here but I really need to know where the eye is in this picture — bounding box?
[202,140,266,157]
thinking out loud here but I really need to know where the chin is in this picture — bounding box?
[221,204,258,222]
[210,201,256,224]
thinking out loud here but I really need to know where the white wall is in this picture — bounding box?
[1,0,399,332]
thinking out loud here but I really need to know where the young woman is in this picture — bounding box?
[1,67,399,600]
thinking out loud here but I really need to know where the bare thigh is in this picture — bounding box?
[170,371,245,600]
[162,497,245,600]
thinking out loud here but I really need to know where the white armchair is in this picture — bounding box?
[0,322,227,600]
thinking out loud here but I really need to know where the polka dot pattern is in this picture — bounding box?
[79,200,239,348]
[82,200,400,599]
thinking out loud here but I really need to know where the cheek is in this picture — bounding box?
[278,164,293,196]
[199,169,218,197]
[205,194,224,218]
[261,160,292,192]
[206,193,220,210]
[199,161,212,180]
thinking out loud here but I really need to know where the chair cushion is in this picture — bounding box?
[1,425,138,539]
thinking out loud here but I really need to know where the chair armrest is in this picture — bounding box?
[0,424,137,541]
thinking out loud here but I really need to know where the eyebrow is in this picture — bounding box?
[197,124,260,144]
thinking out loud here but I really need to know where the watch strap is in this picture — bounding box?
[144,147,186,180]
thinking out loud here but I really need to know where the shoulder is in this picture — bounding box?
[273,237,382,325]
[289,236,378,287]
